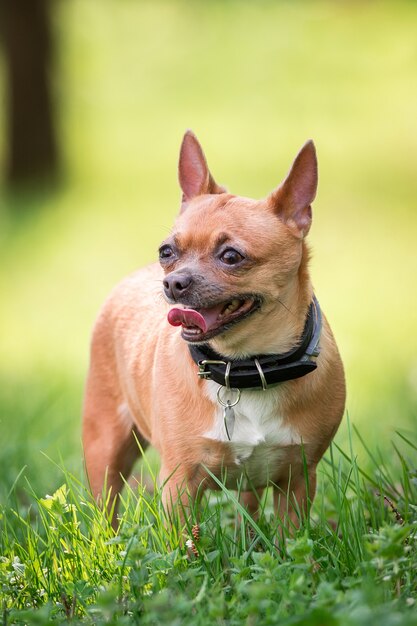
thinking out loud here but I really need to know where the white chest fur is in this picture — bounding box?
[203,380,303,486]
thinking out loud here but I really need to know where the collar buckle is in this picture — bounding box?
[197,359,227,380]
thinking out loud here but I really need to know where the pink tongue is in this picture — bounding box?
[168,306,223,333]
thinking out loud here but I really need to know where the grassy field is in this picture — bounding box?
[1,0,417,623]
[1,431,417,625]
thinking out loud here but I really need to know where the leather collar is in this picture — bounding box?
[188,295,322,390]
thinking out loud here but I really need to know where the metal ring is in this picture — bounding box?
[225,362,231,391]
[254,358,267,391]
[217,385,241,408]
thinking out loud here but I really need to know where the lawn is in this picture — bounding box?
[0,1,416,623]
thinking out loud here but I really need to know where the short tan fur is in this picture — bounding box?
[82,131,345,529]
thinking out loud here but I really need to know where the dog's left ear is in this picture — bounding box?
[268,140,317,238]
[178,130,226,208]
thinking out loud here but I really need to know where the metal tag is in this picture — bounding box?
[223,402,235,440]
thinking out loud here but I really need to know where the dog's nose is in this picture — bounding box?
[163,272,193,301]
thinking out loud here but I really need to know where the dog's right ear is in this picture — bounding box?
[268,140,318,238]
[178,130,225,208]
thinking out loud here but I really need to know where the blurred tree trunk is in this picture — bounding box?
[0,0,59,186]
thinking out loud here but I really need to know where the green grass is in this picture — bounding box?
[1,426,417,624]
[1,0,417,623]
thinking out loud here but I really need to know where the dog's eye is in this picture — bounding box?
[220,248,244,265]
[159,245,175,260]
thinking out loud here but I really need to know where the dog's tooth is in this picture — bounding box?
[218,298,244,320]
[184,326,202,335]
[227,299,241,314]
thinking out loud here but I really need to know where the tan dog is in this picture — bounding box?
[82,131,345,529]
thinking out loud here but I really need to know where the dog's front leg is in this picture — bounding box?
[273,467,317,535]
[240,488,265,519]
[159,464,203,526]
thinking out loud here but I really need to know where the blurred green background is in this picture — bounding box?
[0,0,416,501]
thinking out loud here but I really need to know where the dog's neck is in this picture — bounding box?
[189,294,321,390]
[210,265,313,359]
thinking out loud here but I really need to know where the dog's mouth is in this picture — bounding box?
[167,297,260,342]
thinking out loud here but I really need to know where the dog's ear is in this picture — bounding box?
[268,140,317,238]
[178,130,225,207]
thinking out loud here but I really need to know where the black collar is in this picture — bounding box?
[188,295,322,390]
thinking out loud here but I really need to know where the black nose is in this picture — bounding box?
[163,272,193,301]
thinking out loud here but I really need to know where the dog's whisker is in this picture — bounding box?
[277,298,295,317]
[154,224,175,237]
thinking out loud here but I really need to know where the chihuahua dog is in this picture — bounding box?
[83,131,345,529]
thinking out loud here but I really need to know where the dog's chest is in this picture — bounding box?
[202,381,302,488]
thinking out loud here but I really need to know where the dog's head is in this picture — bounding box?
[159,131,317,357]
